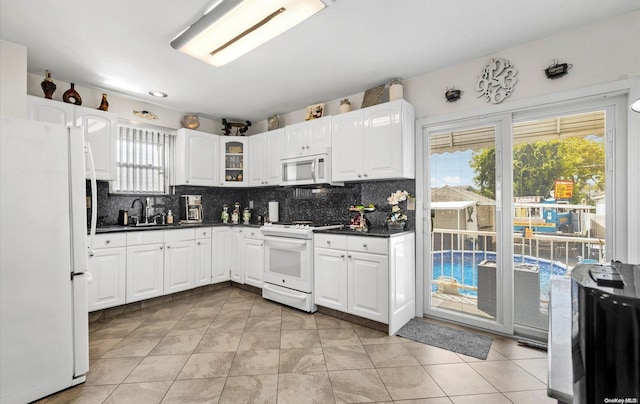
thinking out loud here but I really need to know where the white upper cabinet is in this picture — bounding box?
[220,137,249,187]
[332,99,415,182]
[249,128,284,187]
[284,115,331,157]
[27,96,117,181]
[175,128,220,186]
[27,95,74,126]
[77,108,117,181]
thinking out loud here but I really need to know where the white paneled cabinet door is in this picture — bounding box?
[26,95,74,126]
[348,251,389,323]
[126,243,164,303]
[243,237,264,288]
[78,108,117,181]
[164,240,195,294]
[306,115,332,154]
[284,121,306,157]
[363,103,402,180]
[284,116,331,157]
[331,111,363,181]
[87,247,126,311]
[230,228,244,283]
[314,248,348,311]
[212,227,232,283]
[248,133,267,186]
[266,128,284,185]
[175,129,220,186]
[195,229,213,287]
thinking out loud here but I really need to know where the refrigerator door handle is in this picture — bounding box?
[69,128,88,274]
[85,142,97,255]
[72,272,89,378]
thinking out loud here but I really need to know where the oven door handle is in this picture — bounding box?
[264,237,309,249]
[264,284,306,301]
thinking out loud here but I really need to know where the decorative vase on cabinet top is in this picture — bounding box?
[98,93,109,111]
[40,70,56,99]
[181,114,200,129]
[63,83,82,105]
[389,78,403,101]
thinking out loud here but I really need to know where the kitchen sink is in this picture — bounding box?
[129,222,169,227]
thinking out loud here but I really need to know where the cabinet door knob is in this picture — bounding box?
[105,239,111,244]
[363,174,368,178]
[197,241,201,245]
[347,254,352,259]
[159,246,164,250]
[167,245,171,249]
[203,231,207,236]
[88,252,94,257]
[340,254,345,258]
[357,174,362,178]
[326,240,331,244]
[363,243,367,248]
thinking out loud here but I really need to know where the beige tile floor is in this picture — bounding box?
[38,286,555,403]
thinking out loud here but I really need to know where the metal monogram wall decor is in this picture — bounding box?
[476,58,518,104]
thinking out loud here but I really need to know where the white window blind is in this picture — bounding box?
[112,124,174,194]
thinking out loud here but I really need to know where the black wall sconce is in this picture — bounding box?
[445,87,463,102]
[545,59,573,79]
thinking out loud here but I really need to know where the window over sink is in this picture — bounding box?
[110,123,174,194]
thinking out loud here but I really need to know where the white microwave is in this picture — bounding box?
[280,153,341,186]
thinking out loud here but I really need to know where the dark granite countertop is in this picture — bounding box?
[94,222,263,234]
[315,226,414,238]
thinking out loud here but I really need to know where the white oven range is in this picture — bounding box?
[261,222,343,312]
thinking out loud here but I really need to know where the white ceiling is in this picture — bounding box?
[1,0,638,122]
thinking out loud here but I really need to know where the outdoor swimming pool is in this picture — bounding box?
[431,250,568,299]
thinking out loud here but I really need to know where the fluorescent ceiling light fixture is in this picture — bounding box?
[149,90,168,98]
[631,98,640,113]
[171,0,334,67]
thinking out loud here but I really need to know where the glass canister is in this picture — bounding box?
[221,204,229,223]
[243,208,251,225]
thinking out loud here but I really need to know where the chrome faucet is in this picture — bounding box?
[145,197,153,224]
[131,198,145,223]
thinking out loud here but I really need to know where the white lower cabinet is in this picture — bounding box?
[212,227,232,283]
[126,231,165,303]
[195,228,213,287]
[243,229,264,288]
[314,232,415,335]
[87,234,126,312]
[230,227,245,283]
[314,247,348,312]
[348,251,388,323]
[164,229,196,295]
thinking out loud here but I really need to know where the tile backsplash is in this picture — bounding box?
[88,179,415,229]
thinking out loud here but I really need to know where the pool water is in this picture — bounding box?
[431,251,568,299]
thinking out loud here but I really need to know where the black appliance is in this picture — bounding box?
[571,261,640,403]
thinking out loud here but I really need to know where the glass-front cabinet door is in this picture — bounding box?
[220,138,248,187]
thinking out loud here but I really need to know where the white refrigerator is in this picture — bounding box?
[1,117,91,403]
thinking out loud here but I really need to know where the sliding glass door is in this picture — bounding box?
[424,116,513,334]
[420,96,625,339]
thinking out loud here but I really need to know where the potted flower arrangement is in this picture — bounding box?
[386,190,410,230]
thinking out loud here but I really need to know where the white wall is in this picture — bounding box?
[405,11,640,120]
[26,73,222,133]
[261,11,639,128]
[0,40,27,118]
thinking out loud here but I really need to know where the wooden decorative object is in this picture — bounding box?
[222,119,251,136]
[304,103,324,121]
[361,84,385,108]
